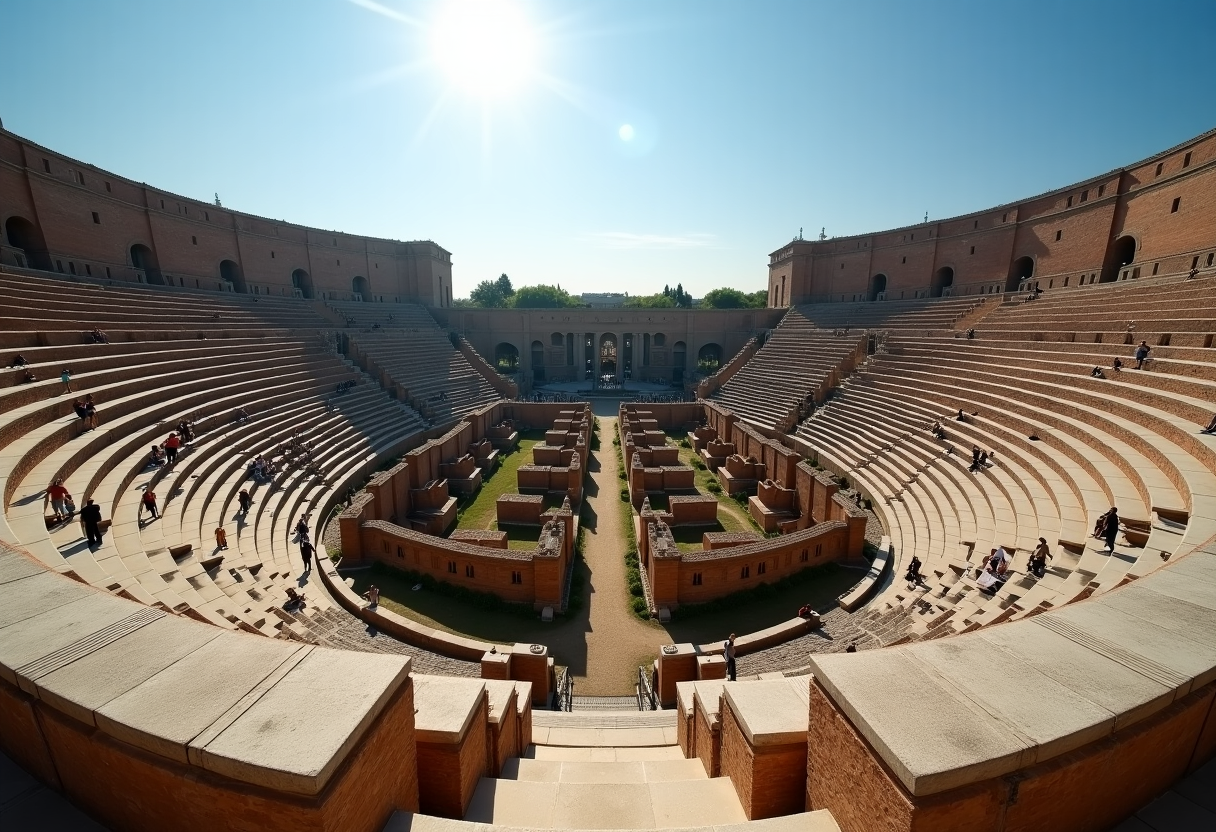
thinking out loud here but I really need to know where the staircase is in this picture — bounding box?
[382,711,840,832]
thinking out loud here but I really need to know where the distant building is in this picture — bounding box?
[581,292,627,308]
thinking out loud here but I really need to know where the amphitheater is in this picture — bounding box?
[1,122,1215,832]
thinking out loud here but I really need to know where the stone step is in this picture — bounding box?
[385,810,841,832]
[462,775,748,829]
[501,758,708,784]
[524,745,686,763]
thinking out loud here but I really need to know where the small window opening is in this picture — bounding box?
[1183,152,1192,168]
[1055,230,1062,241]
[42,159,51,173]
[1067,196,1073,207]
[92,212,100,224]
[970,246,975,255]
[1171,197,1181,213]
[1155,162,1164,176]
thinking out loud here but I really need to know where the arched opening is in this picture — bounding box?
[550,332,563,346]
[531,340,545,383]
[220,259,247,293]
[4,216,52,271]
[494,342,519,373]
[930,266,954,298]
[291,268,314,299]
[1100,235,1137,283]
[598,334,618,379]
[1006,256,1034,292]
[868,273,887,302]
[697,343,723,375]
[130,243,163,285]
[352,275,369,299]
[672,340,687,384]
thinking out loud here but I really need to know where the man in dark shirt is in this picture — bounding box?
[80,499,103,547]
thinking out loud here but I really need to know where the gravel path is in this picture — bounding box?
[553,414,668,695]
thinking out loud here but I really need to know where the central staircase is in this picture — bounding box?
[384,711,839,832]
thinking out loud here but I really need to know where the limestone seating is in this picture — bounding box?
[0,538,427,832]
[793,296,981,330]
[352,330,500,422]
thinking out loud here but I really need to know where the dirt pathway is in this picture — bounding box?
[560,414,667,694]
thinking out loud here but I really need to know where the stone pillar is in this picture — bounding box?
[510,643,553,705]
[656,643,698,708]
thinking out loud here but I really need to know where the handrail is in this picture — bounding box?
[636,665,657,711]
[555,667,573,711]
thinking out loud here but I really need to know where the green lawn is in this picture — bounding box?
[452,430,545,532]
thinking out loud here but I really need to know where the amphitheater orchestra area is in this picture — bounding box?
[2,123,1216,832]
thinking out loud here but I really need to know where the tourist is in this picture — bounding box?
[73,397,89,424]
[363,585,380,607]
[1091,366,1105,378]
[1092,508,1114,539]
[11,354,27,367]
[1102,507,1120,553]
[905,556,923,583]
[296,514,310,540]
[955,409,966,422]
[80,498,103,548]
[797,603,813,618]
[300,537,314,572]
[238,488,252,514]
[22,369,35,383]
[1134,341,1151,369]
[177,420,195,443]
[215,525,228,550]
[90,328,109,344]
[140,486,159,520]
[83,395,97,430]
[60,368,73,394]
[723,633,737,681]
[845,643,857,653]
[1028,537,1052,578]
[966,328,976,340]
[1111,357,1123,372]
[233,407,250,425]
[163,431,181,465]
[46,479,73,523]
[148,444,166,467]
[1187,267,1200,280]
[1201,414,1216,435]
[969,445,983,472]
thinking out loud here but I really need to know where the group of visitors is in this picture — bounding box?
[334,379,357,396]
[968,445,995,473]
[1092,341,1152,378]
[249,454,278,483]
[148,428,188,468]
[73,395,98,431]
[1093,506,1120,553]
[86,328,109,344]
[929,421,947,440]
[904,555,923,584]
[44,479,106,548]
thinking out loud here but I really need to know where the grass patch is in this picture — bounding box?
[664,563,858,633]
[452,430,545,532]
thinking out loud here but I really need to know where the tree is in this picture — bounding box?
[700,287,767,309]
[661,283,692,308]
[509,284,583,308]
[470,273,515,308]
[622,293,676,308]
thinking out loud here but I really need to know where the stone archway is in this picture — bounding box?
[131,243,163,285]
[352,275,369,299]
[291,268,314,298]
[494,342,519,373]
[4,215,52,270]
[220,259,247,293]
[868,273,887,302]
[697,343,723,375]
[1006,256,1034,292]
[930,266,954,298]
[598,334,618,378]
[1101,236,1137,283]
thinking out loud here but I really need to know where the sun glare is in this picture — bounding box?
[432,0,536,98]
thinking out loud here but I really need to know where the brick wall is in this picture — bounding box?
[767,129,1216,305]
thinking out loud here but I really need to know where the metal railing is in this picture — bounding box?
[636,665,657,711]
[555,668,573,711]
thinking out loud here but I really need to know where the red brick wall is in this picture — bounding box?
[768,130,1216,305]
[417,696,488,818]
[18,675,419,832]
[721,699,807,819]
[0,128,450,303]
[808,677,1216,832]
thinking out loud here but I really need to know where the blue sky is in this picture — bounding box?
[2,0,1214,298]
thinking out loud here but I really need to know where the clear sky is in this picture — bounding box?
[1,0,1213,299]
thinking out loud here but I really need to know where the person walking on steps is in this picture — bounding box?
[300,537,314,572]
[60,368,73,394]
[140,486,159,520]
[1102,507,1120,553]
[1134,341,1151,370]
[724,633,737,681]
[80,498,103,547]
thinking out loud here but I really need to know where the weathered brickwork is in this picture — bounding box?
[771,129,1216,305]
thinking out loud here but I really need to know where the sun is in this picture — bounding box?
[432,0,536,98]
